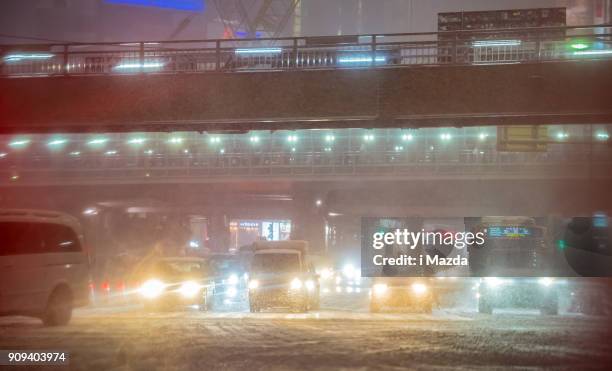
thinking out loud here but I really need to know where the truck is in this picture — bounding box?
[247,240,320,313]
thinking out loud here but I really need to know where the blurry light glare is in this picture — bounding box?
[235,48,282,54]
[4,53,54,62]
[573,50,612,56]
[114,62,164,70]
[145,149,154,155]
[538,277,555,287]
[373,283,388,296]
[178,281,200,298]
[315,199,322,206]
[440,133,452,141]
[226,286,237,298]
[189,240,200,248]
[570,42,590,50]
[402,134,414,141]
[0,153,7,158]
[168,137,183,144]
[87,138,108,146]
[325,134,335,142]
[343,264,357,279]
[290,278,303,290]
[9,139,30,148]
[209,136,221,144]
[127,137,147,145]
[219,148,225,154]
[595,132,609,140]
[478,133,488,140]
[324,147,332,152]
[411,283,428,295]
[70,151,80,156]
[248,280,259,290]
[105,150,117,155]
[250,136,260,143]
[47,139,67,147]
[83,208,98,216]
[140,279,165,299]
[287,135,298,143]
[394,145,404,152]
[473,40,521,47]
[338,56,386,63]
[363,134,375,142]
[556,132,569,140]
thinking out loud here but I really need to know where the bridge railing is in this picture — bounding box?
[3,147,611,184]
[2,24,611,77]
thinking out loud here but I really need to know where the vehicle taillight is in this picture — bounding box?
[101,281,110,292]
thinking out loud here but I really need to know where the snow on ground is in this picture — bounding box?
[0,292,610,370]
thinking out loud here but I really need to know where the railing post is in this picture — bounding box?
[372,35,377,66]
[139,42,145,73]
[536,31,542,61]
[293,38,298,68]
[452,32,458,64]
[215,40,221,71]
[62,44,69,76]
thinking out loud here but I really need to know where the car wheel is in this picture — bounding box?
[42,287,73,326]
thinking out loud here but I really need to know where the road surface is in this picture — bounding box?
[0,292,610,371]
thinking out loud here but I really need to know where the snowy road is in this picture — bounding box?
[0,294,610,370]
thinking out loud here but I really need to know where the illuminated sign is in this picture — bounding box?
[487,226,532,238]
[105,0,205,12]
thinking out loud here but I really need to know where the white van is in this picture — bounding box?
[0,209,90,325]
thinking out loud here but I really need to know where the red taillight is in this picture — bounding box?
[101,281,110,292]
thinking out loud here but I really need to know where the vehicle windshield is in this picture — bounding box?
[151,260,206,279]
[251,253,300,273]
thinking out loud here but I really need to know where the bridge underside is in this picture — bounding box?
[1,60,612,133]
[1,178,611,218]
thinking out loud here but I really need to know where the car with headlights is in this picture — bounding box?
[370,277,434,313]
[0,209,90,326]
[247,240,319,313]
[208,254,248,310]
[137,257,212,311]
[469,217,559,315]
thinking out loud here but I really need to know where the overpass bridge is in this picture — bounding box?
[1,25,612,133]
[1,126,610,186]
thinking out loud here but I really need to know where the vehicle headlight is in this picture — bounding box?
[290,278,303,290]
[139,279,165,299]
[484,277,503,288]
[226,286,237,297]
[319,268,333,280]
[305,279,315,291]
[373,283,388,296]
[226,274,239,285]
[538,277,555,287]
[248,280,259,290]
[178,281,201,298]
[411,283,428,295]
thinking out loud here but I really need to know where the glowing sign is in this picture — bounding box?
[487,226,532,238]
[105,0,205,12]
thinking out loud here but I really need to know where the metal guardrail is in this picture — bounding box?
[3,148,611,185]
[1,24,612,77]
